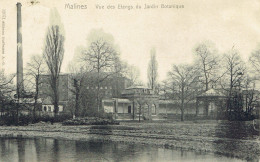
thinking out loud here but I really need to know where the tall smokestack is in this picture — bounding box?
[17,2,24,98]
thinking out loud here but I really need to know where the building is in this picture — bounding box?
[196,89,227,119]
[37,73,130,115]
[102,86,158,120]
[102,86,198,121]
[38,74,69,115]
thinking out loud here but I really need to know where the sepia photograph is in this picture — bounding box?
[0,0,259,161]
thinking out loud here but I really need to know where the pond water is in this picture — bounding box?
[0,137,244,162]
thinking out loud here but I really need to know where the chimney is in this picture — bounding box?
[17,2,24,98]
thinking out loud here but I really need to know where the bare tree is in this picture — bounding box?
[125,64,141,86]
[25,54,46,120]
[222,48,245,116]
[112,56,126,97]
[43,25,64,116]
[0,72,15,91]
[135,95,149,122]
[0,72,15,116]
[243,75,259,116]
[159,80,174,100]
[147,48,158,93]
[194,42,219,91]
[223,48,245,97]
[82,39,119,112]
[249,44,260,75]
[67,63,87,117]
[168,64,200,121]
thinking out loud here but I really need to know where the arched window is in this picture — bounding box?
[44,106,47,111]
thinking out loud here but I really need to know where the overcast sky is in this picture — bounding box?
[1,0,260,83]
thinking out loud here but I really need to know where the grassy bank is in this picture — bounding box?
[0,120,259,161]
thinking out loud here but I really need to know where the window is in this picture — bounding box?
[128,106,131,113]
[48,106,51,112]
[59,106,63,112]
[44,106,47,111]
[152,105,156,115]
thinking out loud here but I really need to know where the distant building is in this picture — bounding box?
[103,86,157,120]
[37,73,130,115]
[196,89,227,119]
[102,86,198,120]
[38,74,69,115]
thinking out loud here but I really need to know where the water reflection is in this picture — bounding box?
[17,139,26,162]
[0,137,244,162]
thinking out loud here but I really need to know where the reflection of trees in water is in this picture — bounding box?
[33,138,41,162]
[74,140,156,161]
[111,143,154,162]
[51,139,60,162]
[33,138,61,162]
[76,141,104,159]
[214,121,259,161]
[1,137,254,161]
[17,138,26,162]
[0,138,6,158]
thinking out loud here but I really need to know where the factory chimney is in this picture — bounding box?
[17,2,24,98]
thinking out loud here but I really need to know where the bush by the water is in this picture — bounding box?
[62,117,119,126]
[0,113,72,126]
[0,114,32,126]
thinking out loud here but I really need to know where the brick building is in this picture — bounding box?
[38,73,130,115]
[38,74,69,115]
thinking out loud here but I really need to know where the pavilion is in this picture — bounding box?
[196,89,227,119]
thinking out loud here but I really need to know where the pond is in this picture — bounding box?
[0,137,245,162]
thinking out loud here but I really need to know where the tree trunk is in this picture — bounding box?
[16,101,19,125]
[139,105,141,122]
[33,78,39,122]
[74,79,80,117]
[181,107,184,121]
[133,101,135,120]
[53,85,59,118]
[181,85,184,121]
[97,83,100,112]
[75,92,79,117]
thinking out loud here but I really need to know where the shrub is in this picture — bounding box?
[62,117,119,126]
[82,111,114,120]
[0,113,73,126]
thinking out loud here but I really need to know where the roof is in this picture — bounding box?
[41,96,52,104]
[159,100,196,104]
[102,98,132,103]
[198,89,225,98]
[116,98,132,103]
[159,100,176,104]
[102,99,115,102]
[126,85,150,90]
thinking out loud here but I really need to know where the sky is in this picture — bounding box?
[0,0,260,83]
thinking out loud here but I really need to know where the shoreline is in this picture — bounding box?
[0,121,259,161]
